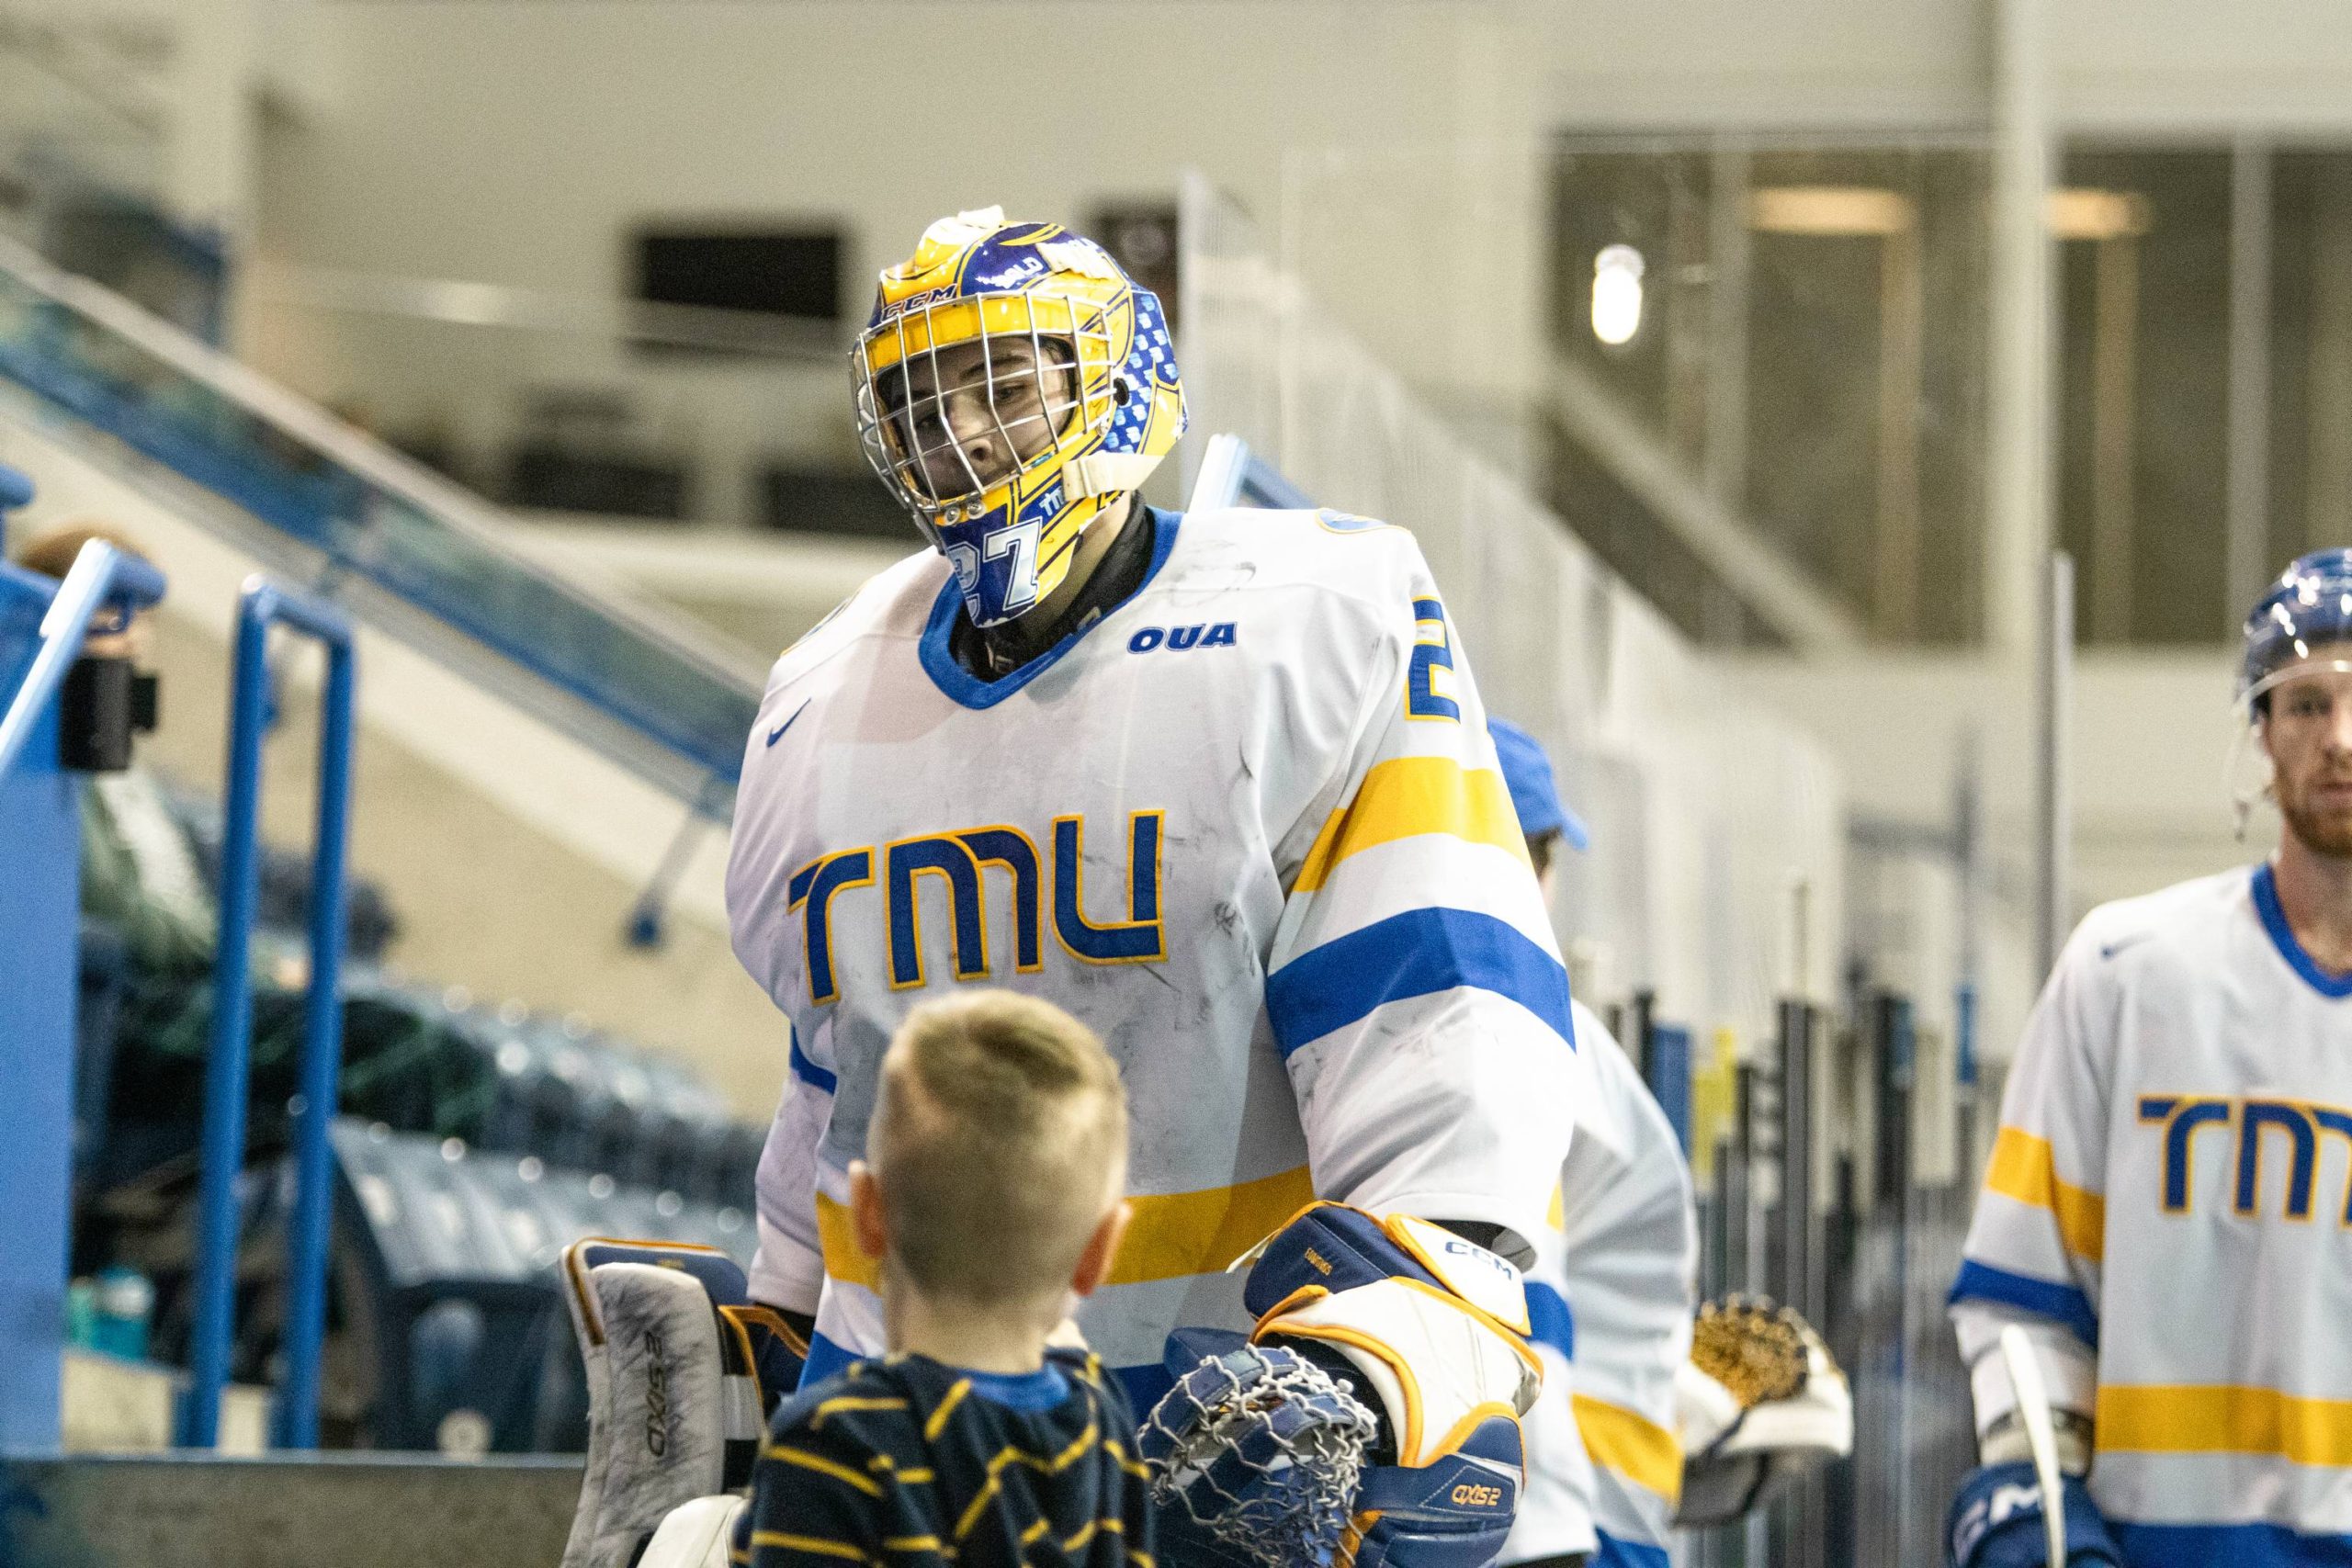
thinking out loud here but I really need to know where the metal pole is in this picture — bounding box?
[182,606,270,1449]
[2227,140,2276,618]
[1705,139,1752,508]
[182,578,356,1450]
[2034,552,2075,981]
[272,604,355,1450]
[1986,0,2057,656]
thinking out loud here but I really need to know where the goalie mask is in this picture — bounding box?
[853,207,1188,627]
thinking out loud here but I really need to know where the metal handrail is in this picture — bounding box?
[0,231,746,683]
[0,537,167,783]
[179,577,356,1452]
[0,231,764,810]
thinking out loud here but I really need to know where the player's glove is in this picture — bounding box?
[1947,1462,2124,1568]
[1242,1202,1542,1568]
[1674,1293,1853,1527]
[558,1238,808,1568]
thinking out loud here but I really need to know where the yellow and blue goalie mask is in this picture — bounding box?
[852,207,1187,626]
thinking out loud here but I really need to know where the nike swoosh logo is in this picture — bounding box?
[765,700,810,749]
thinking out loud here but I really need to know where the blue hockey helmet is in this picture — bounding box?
[2242,549,2352,713]
[1487,717,1590,852]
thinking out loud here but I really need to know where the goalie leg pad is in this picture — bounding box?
[638,1495,749,1568]
[564,1262,729,1568]
[560,1238,806,1568]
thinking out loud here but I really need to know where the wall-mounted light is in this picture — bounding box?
[1591,243,1645,346]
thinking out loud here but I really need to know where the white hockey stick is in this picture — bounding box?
[1998,1324,2070,1568]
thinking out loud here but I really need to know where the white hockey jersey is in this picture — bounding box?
[1952,863,2352,1563]
[726,505,1580,1406]
[1509,1002,1698,1568]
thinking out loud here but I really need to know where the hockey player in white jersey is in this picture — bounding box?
[726,209,1579,1568]
[1486,719,1697,1568]
[1947,547,2352,1567]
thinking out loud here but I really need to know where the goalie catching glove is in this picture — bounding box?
[1149,1201,1542,1568]
[1673,1293,1853,1528]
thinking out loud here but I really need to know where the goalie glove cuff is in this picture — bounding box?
[1240,1203,1538,1568]
[1947,1462,2125,1568]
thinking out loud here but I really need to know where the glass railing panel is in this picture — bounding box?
[0,236,763,807]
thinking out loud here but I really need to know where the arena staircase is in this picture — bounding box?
[0,238,757,1568]
[0,230,763,822]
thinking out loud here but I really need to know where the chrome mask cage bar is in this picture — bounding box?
[851,289,1118,534]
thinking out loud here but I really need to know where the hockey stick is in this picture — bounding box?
[1998,1324,2070,1568]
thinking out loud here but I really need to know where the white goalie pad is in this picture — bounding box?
[639,1495,749,1568]
[560,1262,731,1568]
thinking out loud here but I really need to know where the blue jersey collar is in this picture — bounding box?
[958,1360,1070,1413]
[917,507,1181,710]
[2252,861,2352,998]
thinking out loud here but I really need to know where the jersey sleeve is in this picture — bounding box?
[1261,539,1579,1253]
[1949,922,2113,1432]
[750,1024,833,1313]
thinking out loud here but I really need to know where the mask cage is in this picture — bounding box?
[851,290,1118,527]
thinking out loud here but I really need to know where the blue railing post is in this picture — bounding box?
[179,577,356,1450]
[0,515,168,1452]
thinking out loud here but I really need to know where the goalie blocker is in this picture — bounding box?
[1151,1201,1542,1568]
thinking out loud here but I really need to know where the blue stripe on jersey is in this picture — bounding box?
[802,1329,856,1389]
[915,507,1183,712]
[1595,1532,1671,1568]
[2117,1521,2352,1566]
[1948,1259,2099,1348]
[2253,862,2352,998]
[1265,907,1576,1060]
[788,1026,837,1094]
[1525,1280,1575,1363]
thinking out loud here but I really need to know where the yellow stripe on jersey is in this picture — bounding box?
[814,1395,910,1428]
[818,1166,1316,1292]
[1573,1393,1684,1504]
[1984,1125,2107,1262]
[2098,1384,2352,1466]
[1292,756,1528,895]
[768,1445,887,1497]
[1546,1182,1565,1230]
[1102,1166,1317,1285]
[750,1530,874,1563]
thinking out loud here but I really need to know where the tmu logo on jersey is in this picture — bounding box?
[2141,1093,2352,1222]
[786,811,1164,1004]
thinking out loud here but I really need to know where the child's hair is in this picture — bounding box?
[870,991,1128,1311]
